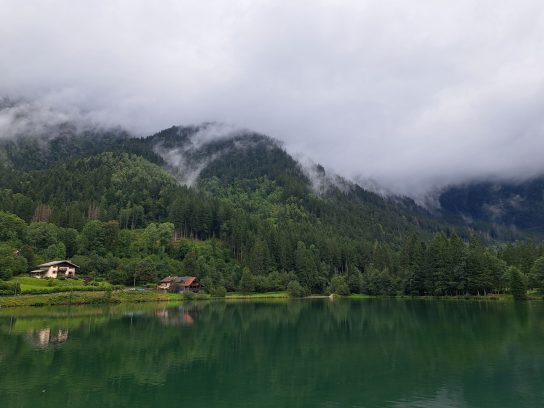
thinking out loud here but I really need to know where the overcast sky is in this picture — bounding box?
[1,0,544,197]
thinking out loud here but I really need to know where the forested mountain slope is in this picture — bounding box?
[439,178,544,238]
[1,120,543,296]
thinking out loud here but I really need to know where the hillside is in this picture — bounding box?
[439,178,544,238]
[1,120,543,296]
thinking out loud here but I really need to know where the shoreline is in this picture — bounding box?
[0,290,179,308]
[1,290,542,308]
[0,290,291,308]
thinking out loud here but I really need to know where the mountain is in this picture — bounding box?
[1,117,543,296]
[438,178,544,239]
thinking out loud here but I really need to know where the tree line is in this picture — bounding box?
[0,137,543,298]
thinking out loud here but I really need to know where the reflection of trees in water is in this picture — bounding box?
[0,300,542,407]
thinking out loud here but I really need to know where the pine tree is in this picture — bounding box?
[529,256,544,293]
[295,242,318,291]
[448,234,467,295]
[509,266,527,301]
[239,267,254,294]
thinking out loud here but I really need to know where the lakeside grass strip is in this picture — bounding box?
[0,291,177,308]
[1,290,541,308]
[225,292,289,300]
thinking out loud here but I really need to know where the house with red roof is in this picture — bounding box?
[157,276,202,293]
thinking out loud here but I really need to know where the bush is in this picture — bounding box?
[183,291,196,300]
[0,280,20,296]
[529,256,544,293]
[194,292,211,300]
[347,270,363,293]
[266,271,289,292]
[21,285,113,295]
[362,266,399,296]
[253,275,269,293]
[0,281,17,291]
[287,280,307,298]
[0,243,28,279]
[238,268,254,294]
[327,275,350,296]
[509,266,527,301]
[209,286,227,298]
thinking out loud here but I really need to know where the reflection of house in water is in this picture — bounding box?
[26,328,69,347]
[155,307,198,326]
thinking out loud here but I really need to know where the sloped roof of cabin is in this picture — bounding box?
[37,260,80,268]
[159,276,197,285]
[180,276,197,285]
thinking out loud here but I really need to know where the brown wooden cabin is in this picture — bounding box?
[157,276,202,293]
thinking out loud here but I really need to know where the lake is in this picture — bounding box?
[0,299,543,407]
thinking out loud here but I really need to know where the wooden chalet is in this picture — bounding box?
[158,276,202,293]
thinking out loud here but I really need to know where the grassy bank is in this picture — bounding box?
[225,292,289,300]
[3,277,118,295]
[0,290,179,308]
[347,293,543,301]
[2,289,541,308]
[0,290,288,308]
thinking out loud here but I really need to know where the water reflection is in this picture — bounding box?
[0,300,543,408]
[26,328,69,347]
[155,305,198,326]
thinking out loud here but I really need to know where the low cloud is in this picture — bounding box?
[1,1,544,198]
[0,97,114,140]
[152,123,237,186]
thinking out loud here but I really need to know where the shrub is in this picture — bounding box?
[0,280,21,296]
[183,291,196,300]
[253,275,269,293]
[509,266,527,301]
[194,292,211,300]
[210,286,227,298]
[529,256,544,293]
[0,243,28,279]
[238,268,254,294]
[362,266,399,296]
[287,280,307,298]
[327,275,350,296]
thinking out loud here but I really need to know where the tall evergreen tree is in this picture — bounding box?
[509,266,527,301]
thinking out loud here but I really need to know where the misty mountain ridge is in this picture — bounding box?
[1,100,544,239]
[146,124,428,216]
[439,178,544,235]
[111,124,544,239]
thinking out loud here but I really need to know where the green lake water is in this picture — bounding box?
[0,299,543,407]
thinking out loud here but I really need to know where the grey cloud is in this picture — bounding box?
[153,123,241,186]
[1,0,543,198]
[0,97,98,139]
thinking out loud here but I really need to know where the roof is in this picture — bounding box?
[181,276,197,286]
[37,260,80,268]
[30,269,47,274]
[159,276,197,285]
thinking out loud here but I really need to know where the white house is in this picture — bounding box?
[30,260,79,279]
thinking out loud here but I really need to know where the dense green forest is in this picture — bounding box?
[1,124,543,297]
